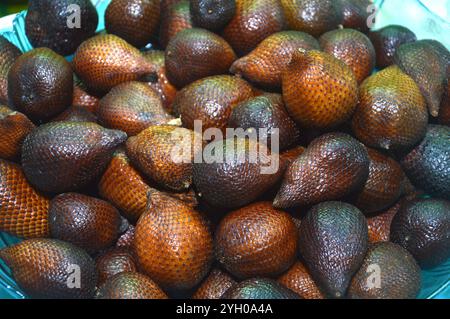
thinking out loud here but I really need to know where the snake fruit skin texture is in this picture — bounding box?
[274,132,369,208]
[279,145,305,169]
[394,40,449,117]
[175,75,255,132]
[228,93,300,151]
[0,159,50,238]
[0,36,21,105]
[21,121,127,194]
[216,202,298,279]
[319,29,376,84]
[159,0,193,49]
[401,125,450,198]
[166,28,236,88]
[390,199,450,269]
[193,137,283,209]
[8,48,73,122]
[49,193,123,254]
[222,0,285,56]
[95,248,137,286]
[0,106,35,161]
[298,201,368,298]
[222,278,300,299]
[190,0,236,31]
[277,261,325,299]
[348,242,421,299]
[340,0,372,32]
[98,81,173,136]
[116,224,135,248]
[133,190,213,291]
[72,81,100,114]
[281,0,342,37]
[0,239,97,298]
[25,0,98,56]
[230,31,320,88]
[73,34,155,93]
[282,50,358,129]
[192,268,237,299]
[352,66,428,151]
[51,105,97,123]
[438,80,450,125]
[366,200,401,244]
[96,272,168,299]
[105,0,160,48]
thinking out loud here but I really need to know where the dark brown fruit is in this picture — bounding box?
[116,224,135,248]
[159,0,193,49]
[98,81,173,136]
[0,36,21,105]
[73,34,155,93]
[0,159,50,239]
[48,193,123,254]
[369,25,417,69]
[348,242,421,299]
[319,28,376,84]
[165,28,236,88]
[161,0,183,12]
[281,0,342,37]
[222,0,285,56]
[95,248,137,285]
[352,66,428,151]
[25,0,98,56]
[340,0,373,32]
[192,269,237,299]
[230,31,320,88]
[279,146,305,170]
[190,0,236,31]
[175,75,255,132]
[390,199,450,269]
[51,105,97,123]
[21,121,127,194]
[228,93,300,151]
[274,133,369,208]
[222,278,300,299]
[282,50,358,129]
[0,106,35,161]
[72,80,100,114]
[367,200,401,244]
[0,239,97,298]
[96,272,168,299]
[400,125,450,198]
[277,261,325,299]
[193,137,283,209]
[8,48,73,122]
[298,201,368,298]
[215,202,298,278]
[133,190,213,291]
[105,0,160,48]
[438,80,450,125]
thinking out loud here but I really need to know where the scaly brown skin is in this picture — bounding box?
[279,146,305,169]
[282,50,358,130]
[192,269,237,299]
[8,48,73,123]
[280,0,342,37]
[50,105,97,123]
[230,31,320,88]
[159,0,193,49]
[348,242,421,299]
[222,278,300,299]
[340,0,372,33]
[73,34,155,93]
[0,239,97,299]
[352,66,428,151]
[96,272,168,299]
[0,159,50,239]
[273,132,369,209]
[277,261,325,299]
[438,80,450,125]
[366,200,402,244]
[215,202,298,279]
[133,190,213,292]
[72,80,100,114]
[115,224,135,248]
[190,0,236,31]
[222,0,285,56]
[165,28,237,88]
[95,248,137,286]
[319,28,376,84]
[0,36,21,105]
[0,106,35,161]
[105,0,160,48]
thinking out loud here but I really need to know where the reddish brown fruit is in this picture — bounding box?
[352,66,428,151]
[230,31,320,88]
[340,0,372,32]
[222,0,285,56]
[96,248,137,285]
[192,269,237,299]
[0,36,21,105]
[116,224,135,248]
[366,200,402,244]
[165,28,236,88]
[133,190,213,291]
[282,50,358,129]
[277,262,325,299]
[280,146,305,171]
[105,0,160,48]
[159,0,193,49]
[72,80,100,114]
[0,159,50,239]
[438,80,450,125]
[161,0,183,12]
[51,105,97,123]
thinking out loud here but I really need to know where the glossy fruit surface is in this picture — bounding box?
[277,261,325,299]
[190,0,236,31]
[192,268,237,299]
[96,248,137,286]
[340,0,372,32]
[159,0,193,49]
[0,36,21,105]
[222,278,300,299]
